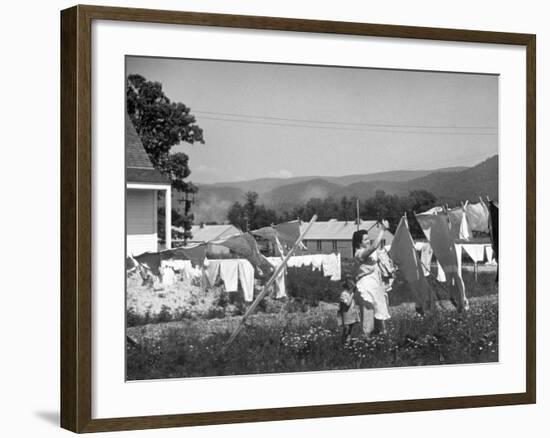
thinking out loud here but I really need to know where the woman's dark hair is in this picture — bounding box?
[352,229,369,254]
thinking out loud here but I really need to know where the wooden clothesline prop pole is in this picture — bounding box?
[222,215,318,351]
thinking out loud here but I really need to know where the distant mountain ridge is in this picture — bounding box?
[209,166,467,195]
[176,157,497,223]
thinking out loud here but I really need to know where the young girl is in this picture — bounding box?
[338,278,360,344]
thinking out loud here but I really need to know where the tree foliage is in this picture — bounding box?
[280,189,437,237]
[126,73,204,193]
[227,191,279,231]
[226,189,438,239]
[157,207,191,241]
[127,74,204,241]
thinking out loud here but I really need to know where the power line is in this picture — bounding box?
[197,115,497,136]
[194,109,497,131]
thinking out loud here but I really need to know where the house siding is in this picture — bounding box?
[127,189,158,255]
[303,232,393,258]
[304,239,354,257]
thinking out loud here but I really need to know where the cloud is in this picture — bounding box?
[268,169,293,179]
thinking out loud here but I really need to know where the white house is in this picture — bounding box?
[301,219,394,258]
[126,114,172,256]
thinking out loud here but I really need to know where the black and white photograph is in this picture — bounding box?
[125,56,499,380]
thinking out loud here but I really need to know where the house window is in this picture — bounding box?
[332,240,337,251]
[316,240,322,251]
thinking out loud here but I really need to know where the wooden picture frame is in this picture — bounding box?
[60,4,536,433]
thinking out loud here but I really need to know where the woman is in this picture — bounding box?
[352,228,391,337]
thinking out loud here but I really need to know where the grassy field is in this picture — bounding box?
[126,289,498,380]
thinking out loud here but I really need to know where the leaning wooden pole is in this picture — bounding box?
[222,215,318,351]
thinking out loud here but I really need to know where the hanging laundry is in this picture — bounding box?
[274,235,285,257]
[134,251,162,277]
[465,201,490,233]
[266,257,287,298]
[321,253,342,281]
[161,259,187,271]
[419,243,434,277]
[335,253,342,281]
[415,212,468,312]
[287,255,312,268]
[488,201,499,262]
[376,248,395,292]
[219,260,240,292]
[448,207,471,241]
[251,221,303,253]
[485,245,496,265]
[389,217,433,313]
[163,259,201,281]
[455,244,463,272]
[274,220,301,248]
[311,254,323,271]
[161,243,207,267]
[160,265,176,286]
[463,244,486,264]
[212,233,271,273]
[126,256,138,271]
[436,261,446,282]
[237,259,255,302]
[488,201,499,283]
[250,226,278,241]
[376,248,395,279]
[321,254,336,279]
[204,260,221,287]
[421,206,445,216]
[454,244,468,310]
[274,254,341,281]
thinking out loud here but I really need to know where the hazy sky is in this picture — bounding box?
[126,56,498,184]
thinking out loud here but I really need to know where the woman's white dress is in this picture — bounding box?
[355,249,391,320]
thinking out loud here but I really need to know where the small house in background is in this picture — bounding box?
[301,219,394,258]
[173,223,241,255]
[126,114,172,256]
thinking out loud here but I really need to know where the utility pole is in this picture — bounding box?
[356,198,360,231]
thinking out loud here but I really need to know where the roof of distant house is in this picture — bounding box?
[126,114,170,185]
[299,219,393,240]
[173,224,242,243]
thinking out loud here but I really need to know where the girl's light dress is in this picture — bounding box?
[354,249,391,320]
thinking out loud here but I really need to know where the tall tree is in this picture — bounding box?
[126,74,205,241]
[227,191,279,231]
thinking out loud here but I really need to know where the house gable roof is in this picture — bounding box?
[300,219,393,241]
[173,224,242,243]
[126,114,170,184]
